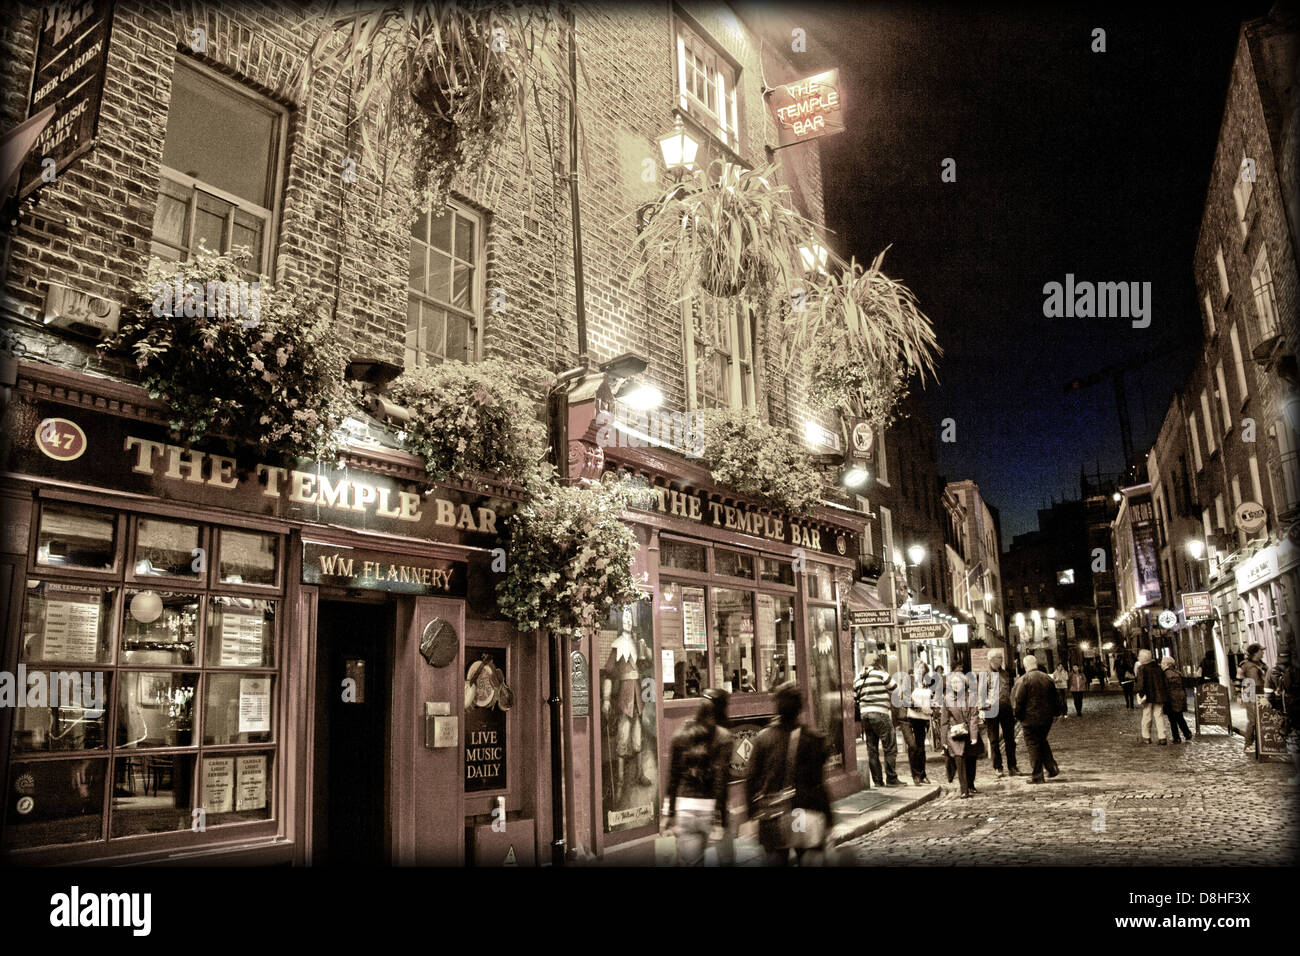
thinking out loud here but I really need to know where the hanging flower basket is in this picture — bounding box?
[496,472,641,640]
[102,246,352,461]
[806,344,912,433]
[386,357,549,485]
[692,408,825,514]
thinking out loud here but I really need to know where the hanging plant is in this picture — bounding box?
[806,343,912,433]
[386,357,549,484]
[629,160,815,313]
[496,471,641,640]
[780,246,941,383]
[299,2,580,217]
[692,408,825,514]
[103,246,352,461]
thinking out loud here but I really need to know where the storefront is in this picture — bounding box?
[0,362,549,866]
[578,444,864,862]
[1234,539,1298,664]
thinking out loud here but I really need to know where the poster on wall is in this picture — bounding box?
[235,755,266,811]
[600,593,658,834]
[463,646,510,793]
[202,757,234,813]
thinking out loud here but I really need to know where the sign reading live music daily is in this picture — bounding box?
[19,0,115,199]
[768,69,845,148]
[625,472,855,557]
[3,394,511,548]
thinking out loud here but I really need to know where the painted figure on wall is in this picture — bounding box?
[600,595,658,831]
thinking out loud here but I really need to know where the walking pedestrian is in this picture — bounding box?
[1160,657,1192,744]
[900,660,934,785]
[981,648,1020,776]
[1119,663,1136,709]
[746,682,831,866]
[1238,643,1269,754]
[1263,638,1300,785]
[853,655,902,787]
[1012,655,1059,783]
[1052,663,1070,718]
[939,672,985,798]
[664,690,733,865]
[1134,648,1171,744]
[1069,665,1088,716]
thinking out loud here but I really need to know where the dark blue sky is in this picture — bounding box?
[811,2,1267,548]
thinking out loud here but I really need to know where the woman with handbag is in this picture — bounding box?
[939,672,985,798]
[904,661,934,785]
[745,682,831,866]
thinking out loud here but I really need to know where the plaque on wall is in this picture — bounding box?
[571,651,589,717]
[420,618,458,667]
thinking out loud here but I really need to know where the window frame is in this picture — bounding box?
[684,297,758,411]
[673,12,741,153]
[1230,324,1250,410]
[406,200,486,368]
[152,59,287,274]
[1250,244,1279,341]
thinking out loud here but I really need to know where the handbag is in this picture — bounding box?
[756,728,800,850]
[948,721,969,741]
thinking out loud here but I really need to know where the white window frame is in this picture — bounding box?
[1215,245,1231,302]
[683,298,757,411]
[1189,410,1203,471]
[1201,390,1217,454]
[674,16,740,151]
[1251,245,1279,340]
[406,200,485,368]
[1230,324,1250,408]
[1203,292,1215,338]
[1275,420,1300,512]
[1216,362,1231,435]
[1233,155,1255,239]
[877,427,890,486]
[1215,494,1226,532]
[153,60,286,273]
[1249,454,1264,508]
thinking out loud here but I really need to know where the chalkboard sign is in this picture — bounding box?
[1254,699,1289,760]
[1195,682,1232,736]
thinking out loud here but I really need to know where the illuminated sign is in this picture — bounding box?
[770,69,844,148]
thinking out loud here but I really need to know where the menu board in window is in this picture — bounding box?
[238,678,271,733]
[41,587,101,663]
[682,587,707,650]
[220,610,264,666]
[236,755,267,811]
[202,757,234,813]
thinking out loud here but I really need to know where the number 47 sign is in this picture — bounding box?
[36,417,88,461]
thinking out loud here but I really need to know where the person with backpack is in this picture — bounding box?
[664,689,734,865]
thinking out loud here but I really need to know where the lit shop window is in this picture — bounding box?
[407,202,482,368]
[675,18,739,150]
[686,298,756,410]
[4,509,282,852]
[151,61,284,273]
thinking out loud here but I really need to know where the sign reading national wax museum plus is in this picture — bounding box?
[625,474,855,557]
[3,395,510,546]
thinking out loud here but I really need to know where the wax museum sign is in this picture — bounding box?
[769,69,844,148]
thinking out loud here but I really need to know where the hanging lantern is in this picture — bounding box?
[130,590,163,624]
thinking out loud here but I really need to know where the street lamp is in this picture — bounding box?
[907,544,926,566]
[841,464,870,489]
[657,116,700,175]
[798,239,829,275]
[1186,539,1205,561]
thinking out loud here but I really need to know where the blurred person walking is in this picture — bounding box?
[981,649,1019,776]
[747,683,831,866]
[1160,657,1192,744]
[1012,655,1059,783]
[1052,663,1070,718]
[664,689,734,865]
[854,655,902,787]
[939,672,985,798]
[1238,643,1269,754]
[1119,662,1137,709]
[900,660,934,785]
[1069,665,1088,716]
[1134,649,1171,745]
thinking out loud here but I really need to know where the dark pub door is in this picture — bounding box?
[313,599,391,864]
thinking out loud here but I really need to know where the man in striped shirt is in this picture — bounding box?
[854,655,903,787]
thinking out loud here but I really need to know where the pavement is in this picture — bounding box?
[838,690,1299,866]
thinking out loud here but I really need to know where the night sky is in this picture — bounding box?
[807,2,1270,548]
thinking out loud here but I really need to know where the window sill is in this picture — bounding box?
[672,106,750,170]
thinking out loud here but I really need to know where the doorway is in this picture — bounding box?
[313,599,391,865]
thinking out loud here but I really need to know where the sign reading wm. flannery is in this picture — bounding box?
[302,542,466,597]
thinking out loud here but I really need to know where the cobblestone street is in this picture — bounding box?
[841,692,1299,866]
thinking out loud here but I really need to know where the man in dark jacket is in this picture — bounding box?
[746,682,831,866]
[981,648,1020,776]
[1011,655,1059,783]
[665,690,733,865]
[1134,648,1170,745]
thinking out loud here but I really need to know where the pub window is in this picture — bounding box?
[4,509,283,852]
[759,556,794,586]
[661,536,707,572]
[151,60,284,273]
[35,502,118,573]
[715,548,754,580]
[685,298,757,411]
[407,201,483,368]
[674,16,740,150]
[805,562,835,602]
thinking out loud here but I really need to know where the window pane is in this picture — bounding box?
[152,189,188,249]
[423,307,447,360]
[715,548,753,579]
[452,261,473,309]
[447,312,471,364]
[806,563,835,602]
[808,605,843,766]
[111,753,197,837]
[454,214,475,259]
[135,518,200,578]
[760,557,794,586]
[121,591,198,665]
[658,582,707,700]
[5,758,106,849]
[162,65,275,207]
[756,593,795,691]
[405,298,423,369]
[661,538,706,572]
[10,670,110,753]
[428,209,453,252]
[198,751,273,824]
[206,597,276,668]
[37,503,116,571]
[192,194,228,254]
[428,250,452,302]
[117,672,198,748]
[409,242,427,294]
[203,676,275,745]
[21,581,114,665]
[230,210,264,273]
[217,529,277,586]
[712,588,755,693]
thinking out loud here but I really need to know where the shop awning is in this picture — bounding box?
[844,581,890,612]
